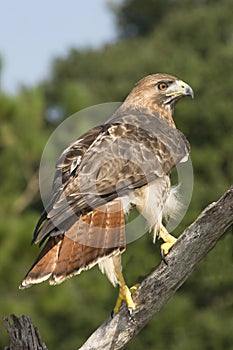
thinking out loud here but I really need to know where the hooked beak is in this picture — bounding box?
[166,80,194,99]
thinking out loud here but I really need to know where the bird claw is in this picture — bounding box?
[127,307,134,317]
[113,283,139,315]
[160,240,177,264]
[159,225,177,263]
[161,248,168,265]
[111,306,136,321]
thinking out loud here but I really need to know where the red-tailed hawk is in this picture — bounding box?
[20,73,194,314]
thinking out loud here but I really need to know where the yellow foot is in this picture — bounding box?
[160,240,177,255]
[113,283,139,314]
[159,225,177,261]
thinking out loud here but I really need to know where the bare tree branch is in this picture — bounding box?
[79,185,233,350]
[4,187,233,349]
[4,315,48,350]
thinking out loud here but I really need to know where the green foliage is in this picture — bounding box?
[110,0,228,38]
[1,0,233,348]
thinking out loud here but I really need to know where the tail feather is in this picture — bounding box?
[20,200,125,289]
[19,235,63,288]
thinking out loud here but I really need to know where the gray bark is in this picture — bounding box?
[4,186,233,350]
[79,185,233,350]
[4,315,48,350]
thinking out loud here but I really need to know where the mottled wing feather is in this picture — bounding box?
[34,107,189,245]
[54,125,104,190]
[33,125,103,243]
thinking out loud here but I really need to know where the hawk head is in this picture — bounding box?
[125,73,194,117]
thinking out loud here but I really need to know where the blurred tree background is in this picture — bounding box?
[0,0,232,348]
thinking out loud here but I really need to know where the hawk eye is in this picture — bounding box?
[158,82,169,91]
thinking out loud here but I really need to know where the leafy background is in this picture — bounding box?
[0,0,232,348]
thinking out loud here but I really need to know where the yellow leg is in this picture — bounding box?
[113,269,139,314]
[159,225,177,257]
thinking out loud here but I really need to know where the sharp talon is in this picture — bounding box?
[111,310,115,318]
[128,308,137,322]
[128,307,133,316]
[161,249,168,265]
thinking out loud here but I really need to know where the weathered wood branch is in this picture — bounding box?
[4,314,48,350]
[79,185,233,350]
[4,186,233,350]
